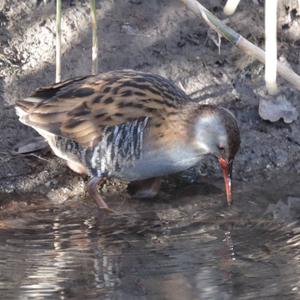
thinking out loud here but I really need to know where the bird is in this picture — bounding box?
[15,70,240,212]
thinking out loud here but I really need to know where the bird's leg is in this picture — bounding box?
[87,176,114,213]
[127,177,161,198]
[67,160,88,175]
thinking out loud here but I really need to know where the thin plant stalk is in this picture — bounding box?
[180,0,300,91]
[224,0,241,15]
[265,0,278,95]
[56,0,62,83]
[90,0,98,74]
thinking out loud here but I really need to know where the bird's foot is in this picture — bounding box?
[87,176,116,214]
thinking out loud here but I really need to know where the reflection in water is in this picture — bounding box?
[0,176,300,299]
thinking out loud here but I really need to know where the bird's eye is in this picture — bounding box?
[218,145,225,153]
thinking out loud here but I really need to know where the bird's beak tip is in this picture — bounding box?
[226,195,232,207]
[218,157,233,206]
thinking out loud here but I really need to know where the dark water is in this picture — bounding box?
[0,175,300,300]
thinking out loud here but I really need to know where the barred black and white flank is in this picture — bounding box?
[86,117,149,178]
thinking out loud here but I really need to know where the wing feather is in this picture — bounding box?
[16,70,188,148]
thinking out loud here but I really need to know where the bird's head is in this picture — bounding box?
[192,105,240,205]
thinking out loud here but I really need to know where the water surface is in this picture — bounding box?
[0,175,299,299]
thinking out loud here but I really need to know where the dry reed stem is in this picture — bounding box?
[265,0,278,95]
[90,0,98,74]
[55,0,62,83]
[224,0,241,16]
[180,0,300,91]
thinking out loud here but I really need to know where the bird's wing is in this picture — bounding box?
[16,70,187,148]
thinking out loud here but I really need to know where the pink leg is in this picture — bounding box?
[87,177,114,213]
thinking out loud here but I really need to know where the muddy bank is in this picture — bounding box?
[0,0,300,203]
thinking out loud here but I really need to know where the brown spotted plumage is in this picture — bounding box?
[16,70,240,211]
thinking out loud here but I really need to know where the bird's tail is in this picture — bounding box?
[15,97,43,124]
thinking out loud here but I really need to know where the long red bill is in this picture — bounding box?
[218,158,232,206]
